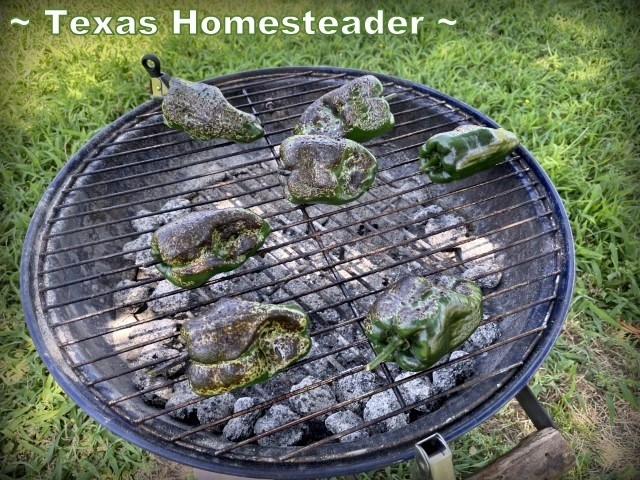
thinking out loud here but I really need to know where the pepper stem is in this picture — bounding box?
[365,337,406,371]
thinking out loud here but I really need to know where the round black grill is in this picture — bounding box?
[21,67,574,479]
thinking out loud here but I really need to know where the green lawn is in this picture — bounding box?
[1,0,638,479]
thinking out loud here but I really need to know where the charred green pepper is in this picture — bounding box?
[182,298,311,396]
[363,275,482,372]
[295,75,394,142]
[150,208,270,288]
[279,135,377,205]
[419,125,519,183]
[163,77,264,143]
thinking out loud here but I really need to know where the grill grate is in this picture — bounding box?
[22,67,573,478]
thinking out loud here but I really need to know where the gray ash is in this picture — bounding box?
[131,198,192,233]
[122,233,156,280]
[462,321,501,352]
[421,204,469,250]
[135,344,184,377]
[148,280,194,316]
[458,238,502,289]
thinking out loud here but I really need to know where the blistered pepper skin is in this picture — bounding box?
[295,75,394,142]
[163,78,264,143]
[150,208,270,289]
[419,125,519,183]
[181,298,311,396]
[363,275,482,372]
[279,135,378,205]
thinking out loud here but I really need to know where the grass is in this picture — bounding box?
[1,0,639,478]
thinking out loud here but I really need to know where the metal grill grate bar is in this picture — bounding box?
[48,221,555,333]
[43,178,535,293]
[131,321,546,429]
[44,196,549,311]
[59,104,460,196]
[42,146,516,254]
[192,327,544,446]
[65,234,558,368]
[41,166,527,273]
[305,247,561,318]
[82,270,558,387]
[49,110,446,222]
[50,242,558,356]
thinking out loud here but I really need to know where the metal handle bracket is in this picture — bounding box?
[413,433,456,480]
[141,53,171,97]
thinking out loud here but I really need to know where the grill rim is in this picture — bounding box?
[20,65,575,479]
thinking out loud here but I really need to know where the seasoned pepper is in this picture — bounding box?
[279,135,378,205]
[295,75,394,142]
[162,77,264,142]
[363,275,482,372]
[150,208,270,289]
[419,125,519,183]
[182,298,311,396]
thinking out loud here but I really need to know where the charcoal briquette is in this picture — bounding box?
[289,376,337,421]
[166,381,202,422]
[148,280,193,316]
[395,372,441,413]
[113,279,151,314]
[363,389,409,433]
[253,404,304,447]
[325,410,369,443]
[196,392,235,432]
[222,397,263,442]
[335,370,382,412]
[432,350,475,393]
[131,370,173,407]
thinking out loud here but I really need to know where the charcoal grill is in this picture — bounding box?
[21,66,574,479]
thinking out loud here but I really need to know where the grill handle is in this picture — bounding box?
[413,433,455,480]
[141,53,170,96]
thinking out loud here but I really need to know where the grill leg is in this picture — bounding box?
[515,385,556,430]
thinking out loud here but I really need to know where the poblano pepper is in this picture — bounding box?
[363,275,482,372]
[295,75,394,142]
[279,135,378,205]
[182,298,311,396]
[163,77,264,142]
[419,125,519,183]
[150,208,270,289]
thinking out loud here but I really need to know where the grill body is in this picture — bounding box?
[21,67,574,478]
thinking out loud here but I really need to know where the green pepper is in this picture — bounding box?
[419,125,519,183]
[363,275,482,372]
[295,75,394,142]
[150,208,271,289]
[279,135,378,205]
[181,298,311,396]
[163,77,264,143]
